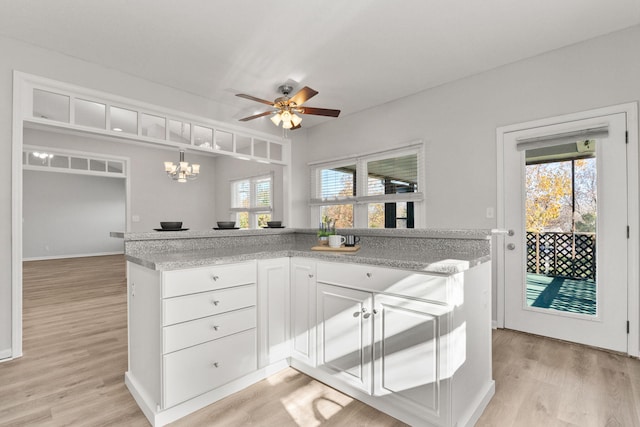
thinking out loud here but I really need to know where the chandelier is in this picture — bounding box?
[164,150,200,183]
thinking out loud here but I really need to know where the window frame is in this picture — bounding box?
[309,142,425,228]
[230,173,273,229]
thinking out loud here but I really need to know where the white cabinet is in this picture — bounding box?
[126,259,260,423]
[373,294,450,420]
[290,258,317,366]
[313,261,472,426]
[317,283,373,393]
[257,258,290,367]
[163,329,257,408]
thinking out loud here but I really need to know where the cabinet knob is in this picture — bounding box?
[211,325,220,331]
[353,311,361,317]
[211,300,220,306]
[212,275,220,281]
[363,312,371,319]
[373,309,378,315]
[366,272,372,278]
[212,362,220,368]
[308,274,314,278]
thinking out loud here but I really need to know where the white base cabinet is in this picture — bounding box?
[305,260,493,427]
[126,259,290,427]
[127,257,493,427]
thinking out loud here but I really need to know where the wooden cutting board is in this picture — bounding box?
[311,245,361,252]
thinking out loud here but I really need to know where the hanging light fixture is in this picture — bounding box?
[164,150,200,183]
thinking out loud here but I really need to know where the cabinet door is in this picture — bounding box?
[290,258,317,366]
[373,294,450,418]
[257,258,290,367]
[317,283,373,394]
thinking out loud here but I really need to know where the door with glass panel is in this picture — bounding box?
[503,113,628,352]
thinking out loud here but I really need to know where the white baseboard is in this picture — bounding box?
[0,348,13,362]
[23,251,124,261]
[492,320,499,329]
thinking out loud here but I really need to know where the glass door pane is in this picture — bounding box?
[524,141,597,316]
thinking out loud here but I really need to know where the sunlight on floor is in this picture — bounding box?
[280,377,354,426]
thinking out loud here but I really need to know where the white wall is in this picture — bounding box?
[293,26,640,323]
[23,170,125,259]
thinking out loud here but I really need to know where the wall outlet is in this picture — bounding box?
[486,207,494,219]
[132,215,140,222]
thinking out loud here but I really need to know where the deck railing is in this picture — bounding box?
[526,231,596,280]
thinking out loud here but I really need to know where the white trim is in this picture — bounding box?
[496,102,639,357]
[0,349,12,361]
[23,251,124,262]
[12,71,24,358]
[19,71,289,164]
[23,144,128,178]
[309,142,425,228]
[307,140,424,166]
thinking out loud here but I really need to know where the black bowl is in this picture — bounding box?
[217,221,236,229]
[267,221,282,227]
[160,221,182,230]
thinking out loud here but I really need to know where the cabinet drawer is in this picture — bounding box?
[163,329,257,408]
[163,260,257,298]
[163,306,256,353]
[163,284,256,326]
[316,261,449,304]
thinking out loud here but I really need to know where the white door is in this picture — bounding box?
[503,113,629,352]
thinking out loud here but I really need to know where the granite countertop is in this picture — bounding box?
[125,241,490,275]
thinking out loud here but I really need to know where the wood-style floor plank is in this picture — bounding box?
[1,255,639,426]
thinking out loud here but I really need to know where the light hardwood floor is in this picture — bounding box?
[1,255,639,426]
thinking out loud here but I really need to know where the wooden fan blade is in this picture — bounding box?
[239,111,273,121]
[236,93,275,106]
[299,107,341,117]
[289,86,318,106]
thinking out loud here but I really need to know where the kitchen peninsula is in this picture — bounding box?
[117,228,495,426]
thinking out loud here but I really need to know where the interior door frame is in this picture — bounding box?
[496,102,639,357]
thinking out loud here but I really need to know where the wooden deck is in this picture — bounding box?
[527,273,596,315]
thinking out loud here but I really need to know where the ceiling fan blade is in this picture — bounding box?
[291,124,302,130]
[299,107,341,117]
[239,111,273,121]
[289,86,318,106]
[236,93,274,106]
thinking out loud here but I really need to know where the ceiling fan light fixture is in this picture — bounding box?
[280,110,292,122]
[291,113,302,127]
[282,120,293,129]
[270,113,282,126]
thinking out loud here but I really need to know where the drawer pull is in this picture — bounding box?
[211,325,220,331]
[211,362,220,368]
[211,300,220,306]
[212,275,220,281]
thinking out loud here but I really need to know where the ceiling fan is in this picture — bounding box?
[236,84,340,130]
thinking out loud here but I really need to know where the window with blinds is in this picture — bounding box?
[310,144,424,228]
[230,174,272,228]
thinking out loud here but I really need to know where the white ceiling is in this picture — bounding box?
[2,1,639,131]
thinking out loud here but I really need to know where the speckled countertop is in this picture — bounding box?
[121,228,492,275]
